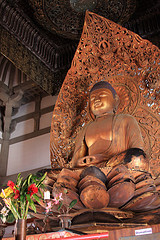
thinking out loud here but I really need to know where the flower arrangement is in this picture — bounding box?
[45,189,77,216]
[0,206,9,223]
[0,172,47,221]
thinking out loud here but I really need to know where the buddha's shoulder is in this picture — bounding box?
[115,113,137,122]
[76,120,92,137]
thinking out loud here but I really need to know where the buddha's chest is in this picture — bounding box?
[85,117,113,148]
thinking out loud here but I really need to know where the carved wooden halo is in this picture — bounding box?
[50,11,160,177]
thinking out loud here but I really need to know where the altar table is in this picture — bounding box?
[2,230,78,240]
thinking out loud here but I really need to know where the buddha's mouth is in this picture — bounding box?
[94,102,102,108]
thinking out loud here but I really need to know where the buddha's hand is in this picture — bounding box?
[74,154,105,167]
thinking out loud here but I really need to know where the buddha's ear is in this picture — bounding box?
[113,94,120,113]
[89,104,96,120]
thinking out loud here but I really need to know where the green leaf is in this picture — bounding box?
[6,211,15,223]
[24,201,29,219]
[69,199,77,209]
[16,173,21,185]
[58,201,63,211]
[20,194,25,203]
[33,194,40,203]
[26,194,32,204]
[27,174,32,185]
[30,200,36,213]
[21,179,27,189]
[9,192,15,198]
[10,201,20,219]
[20,201,25,219]
[37,172,47,187]
[38,189,43,198]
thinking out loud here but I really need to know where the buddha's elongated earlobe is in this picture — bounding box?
[113,94,120,113]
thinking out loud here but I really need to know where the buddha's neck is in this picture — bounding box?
[95,112,114,119]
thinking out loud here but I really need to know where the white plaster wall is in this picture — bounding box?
[7,133,51,176]
[41,95,57,109]
[10,119,34,139]
[6,95,57,176]
[40,112,53,129]
[40,95,57,129]
[12,102,35,119]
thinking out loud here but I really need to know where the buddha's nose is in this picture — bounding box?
[94,96,100,101]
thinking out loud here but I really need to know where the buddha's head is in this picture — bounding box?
[89,81,119,118]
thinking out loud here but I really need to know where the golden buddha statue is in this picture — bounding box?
[70,80,148,172]
[35,11,160,226]
[51,81,157,212]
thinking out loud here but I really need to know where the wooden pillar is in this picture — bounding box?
[0,101,12,176]
[34,96,41,132]
[0,91,23,177]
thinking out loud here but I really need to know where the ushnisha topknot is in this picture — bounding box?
[90,81,117,98]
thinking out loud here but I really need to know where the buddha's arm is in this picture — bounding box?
[98,115,146,168]
[71,127,88,168]
[126,115,144,150]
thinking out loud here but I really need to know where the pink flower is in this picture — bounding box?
[53,193,63,205]
[7,181,15,190]
[27,184,38,197]
[46,201,52,213]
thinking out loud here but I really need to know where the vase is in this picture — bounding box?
[58,214,72,229]
[14,219,27,240]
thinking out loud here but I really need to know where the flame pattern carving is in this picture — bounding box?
[50,11,160,177]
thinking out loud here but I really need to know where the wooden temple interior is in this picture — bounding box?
[0,0,160,239]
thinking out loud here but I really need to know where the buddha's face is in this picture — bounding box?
[90,88,115,117]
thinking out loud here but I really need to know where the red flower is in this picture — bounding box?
[27,184,38,197]
[7,181,15,190]
[14,189,20,199]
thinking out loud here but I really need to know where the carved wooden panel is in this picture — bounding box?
[50,11,160,177]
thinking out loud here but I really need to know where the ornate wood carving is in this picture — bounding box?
[28,0,136,39]
[0,0,78,94]
[0,26,62,95]
[0,0,159,95]
[50,11,160,177]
